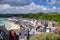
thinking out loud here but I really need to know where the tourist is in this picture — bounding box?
[9,30,16,40]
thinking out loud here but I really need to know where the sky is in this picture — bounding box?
[0,0,60,14]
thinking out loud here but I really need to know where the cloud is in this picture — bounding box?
[0,4,11,10]
[46,0,60,4]
[0,2,59,14]
[46,0,56,4]
[0,0,31,6]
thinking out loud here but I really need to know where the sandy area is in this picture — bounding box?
[8,22,20,30]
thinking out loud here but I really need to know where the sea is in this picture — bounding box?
[0,18,10,29]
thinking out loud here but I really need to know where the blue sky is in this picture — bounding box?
[0,0,60,14]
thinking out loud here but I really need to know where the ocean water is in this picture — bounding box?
[0,18,10,29]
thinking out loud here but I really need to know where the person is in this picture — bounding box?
[9,30,16,40]
[0,32,3,40]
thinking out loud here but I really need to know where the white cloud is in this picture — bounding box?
[1,0,31,6]
[0,4,11,10]
[53,6,56,10]
[0,2,59,14]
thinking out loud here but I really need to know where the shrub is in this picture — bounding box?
[30,33,60,40]
[57,23,60,27]
[53,28,60,34]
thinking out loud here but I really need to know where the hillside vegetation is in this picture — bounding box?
[18,12,60,22]
[0,12,60,22]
